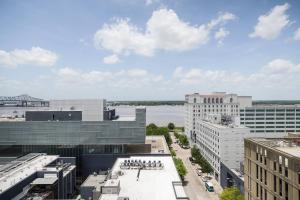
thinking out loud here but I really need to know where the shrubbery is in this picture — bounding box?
[220,187,244,200]
[146,123,172,146]
[174,131,189,147]
[191,145,213,174]
[173,157,187,180]
[178,134,189,146]
[146,123,187,180]
[170,148,176,157]
[174,131,180,139]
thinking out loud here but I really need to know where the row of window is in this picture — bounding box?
[242,125,300,129]
[202,97,225,104]
[193,104,238,108]
[241,113,300,116]
[245,121,297,124]
[241,108,300,112]
[241,116,300,120]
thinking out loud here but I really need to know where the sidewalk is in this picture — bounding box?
[171,132,220,200]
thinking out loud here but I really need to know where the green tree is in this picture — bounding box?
[170,149,176,157]
[173,157,187,180]
[146,123,158,135]
[146,124,172,146]
[201,160,213,174]
[220,187,244,200]
[157,127,172,146]
[167,122,175,130]
[179,134,189,146]
[174,131,180,139]
[190,145,213,174]
[147,123,157,130]
[191,145,200,158]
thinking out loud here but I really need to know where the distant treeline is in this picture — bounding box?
[108,101,185,106]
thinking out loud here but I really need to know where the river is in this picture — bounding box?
[111,105,184,126]
[0,105,185,127]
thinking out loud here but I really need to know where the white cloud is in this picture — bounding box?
[57,67,81,82]
[127,69,148,77]
[3,59,300,99]
[103,54,120,64]
[94,19,154,56]
[293,27,300,40]
[94,9,236,56]
[173,66,234,85]
[207,12,236,29]
[249,3,290,40]
[0,47,58,68]
[57,67,164,88]
[173,66,184,78]
[214,28,230,44]
[145,0,159,6]
[173,59,300,91]
[262,59,300,74]
[54,59,300,91]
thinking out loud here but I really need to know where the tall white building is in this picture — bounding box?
[185,92,252,141]
[185,91,300,188]
[195,114,252,182]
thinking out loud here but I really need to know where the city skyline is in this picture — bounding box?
[1,0,300,100]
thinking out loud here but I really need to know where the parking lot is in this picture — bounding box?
[171,133,221,200]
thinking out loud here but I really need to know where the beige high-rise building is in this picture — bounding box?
[184,92,252,141]
[244,137,300,200]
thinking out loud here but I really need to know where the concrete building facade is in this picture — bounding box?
[240,105,300,136]
[185,92,300,140]
[220,162,244,194]
[49,99,106,121]
[244,137,300,200]
[0,99,147,178]
[194,114,251,182]
[184,92,252,141]
[0,153,76,200]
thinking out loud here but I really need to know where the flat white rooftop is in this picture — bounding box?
[113,116,136,121]
[81,174,106,191]
[99,156,188,200]
[276,146,300,158]
[0,154,58,194]
[145,135,170,154]
[31,177,58,185]
[200,120,247,129]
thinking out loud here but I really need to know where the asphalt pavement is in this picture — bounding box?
[171,133,221,200]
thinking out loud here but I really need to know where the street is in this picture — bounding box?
[171,133,221,200]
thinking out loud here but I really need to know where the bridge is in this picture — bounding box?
[0,94,49,107]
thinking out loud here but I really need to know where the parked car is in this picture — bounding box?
[182,145,190,149]
[196,168,202,176]
[201,175,212,182]
[205,182,214,192]
[189,157,196,163]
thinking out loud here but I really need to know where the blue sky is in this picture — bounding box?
[0,0,300,100]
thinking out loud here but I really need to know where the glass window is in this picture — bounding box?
[274,175,277,192]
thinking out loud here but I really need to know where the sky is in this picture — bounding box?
[0,0,300,100]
